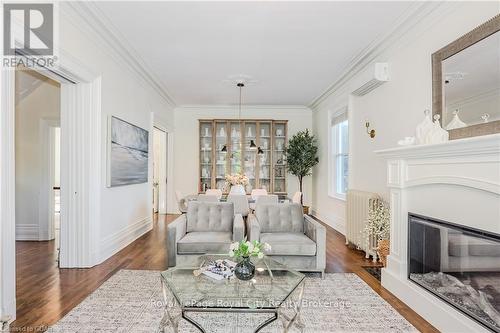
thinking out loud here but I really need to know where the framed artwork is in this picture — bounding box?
[107,116,149,187]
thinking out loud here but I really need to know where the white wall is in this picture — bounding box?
[173,106,313,209]
[58,3,175,263]
[311,2,499,233]
[15,70,60,240]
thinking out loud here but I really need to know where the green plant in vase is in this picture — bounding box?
[229,239,271,280]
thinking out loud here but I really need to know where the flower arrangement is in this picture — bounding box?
[363,199,390,243]
[229,239,271,259]
[225,173,249,186]
[363,199,391,266]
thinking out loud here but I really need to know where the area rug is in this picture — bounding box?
[47,270,417,333]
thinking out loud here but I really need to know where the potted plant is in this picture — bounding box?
[284,129,319,214]
[229,239,271,280]
[363,199,390,266]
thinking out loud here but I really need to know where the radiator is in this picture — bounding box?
[346,190,381,261]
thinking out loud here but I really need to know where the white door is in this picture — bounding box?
[153,127,167,214]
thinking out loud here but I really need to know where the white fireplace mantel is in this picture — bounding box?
[375,133,500,333]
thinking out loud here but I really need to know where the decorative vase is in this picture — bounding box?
[234,256,255,280]
[229,184,246,195]
[377,239,390,267]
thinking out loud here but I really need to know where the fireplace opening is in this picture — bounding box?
[408,213,500,332]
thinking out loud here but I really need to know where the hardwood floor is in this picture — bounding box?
[10,214,438,332]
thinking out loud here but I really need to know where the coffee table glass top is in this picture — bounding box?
[161,255,304,310]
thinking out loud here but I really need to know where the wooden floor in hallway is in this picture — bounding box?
[11,214,438,332]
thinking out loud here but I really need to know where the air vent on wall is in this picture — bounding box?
[352,63,390,96]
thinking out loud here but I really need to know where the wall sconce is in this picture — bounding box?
[365,121,376,138]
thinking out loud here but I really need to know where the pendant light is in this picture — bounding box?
[220,82,263,154]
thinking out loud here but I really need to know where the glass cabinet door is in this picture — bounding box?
[199,121,213,192]
[243,121,257,192]
[214,121,228,190]
[273,122,287,193]
[229,122,242,175]
[257,122,271,192]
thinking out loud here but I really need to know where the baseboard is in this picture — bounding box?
[98,216,153,263]
[15,224,39,241]
[311,210,346,235]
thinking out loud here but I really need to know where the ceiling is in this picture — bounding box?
[93,1,414,106]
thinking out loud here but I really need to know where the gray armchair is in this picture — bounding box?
[167,201,244,267]
[248,203,326,277]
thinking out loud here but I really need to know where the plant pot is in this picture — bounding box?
[377,239,390,267]
[302,205,310,215]
[234,256,255,281]
[229,185,246,195]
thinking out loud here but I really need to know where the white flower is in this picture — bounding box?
[246,241,254,253]
[263,243,272,252]
[229,250,235,257]
[257,252,264,259]
[230,242,239,251]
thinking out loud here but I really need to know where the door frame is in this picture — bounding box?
[0,50,102,321]
[152,115,174,215]
[39,118,60,241]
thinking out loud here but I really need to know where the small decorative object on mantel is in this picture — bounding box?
[427,114,449,144]
[481,113,490,123]
[415,109,449,145]
[445,110,467,130]
[225,173,249,195]
[363,199,390,266]
[415,109,434,144]
[229,239,271,280]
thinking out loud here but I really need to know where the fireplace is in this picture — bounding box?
[408,213,500,332]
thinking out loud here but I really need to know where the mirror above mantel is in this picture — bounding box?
[432,14,500,140]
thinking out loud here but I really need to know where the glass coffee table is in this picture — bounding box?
[160,255,305,333]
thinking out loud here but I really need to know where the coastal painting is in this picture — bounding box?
[108,116,149,187]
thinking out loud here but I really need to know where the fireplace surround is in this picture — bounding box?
[376,133,500,332]
[408,213,500,332]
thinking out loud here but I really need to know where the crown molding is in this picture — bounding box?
[61,2,176,108]
[309,1,452,110]
[176,104,311,111]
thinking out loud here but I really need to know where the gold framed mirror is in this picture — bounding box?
[432,14,500,140]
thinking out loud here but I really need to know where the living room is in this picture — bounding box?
[1,1,499,332]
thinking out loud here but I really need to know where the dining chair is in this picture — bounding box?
[205,189,223,200]
[250,188,268,201]
[227,194,250,217]
[250,194,279,211]
[197,194,219,202]
[291,191,302,204]
[175,190,188,213]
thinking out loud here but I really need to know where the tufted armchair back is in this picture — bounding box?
[255,203,304,233]
[186,201,234,232]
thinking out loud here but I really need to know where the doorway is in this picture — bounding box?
[153,127,168,215]
[14,68,61,247]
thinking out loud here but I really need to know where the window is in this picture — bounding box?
[329,110,348,199]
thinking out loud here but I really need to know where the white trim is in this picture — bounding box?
[177,104,310,111]
[98,217,153,263]
[309,2,451,109]
[15,225,39,241]
[0,68,17,320]
[38,118,60,241]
